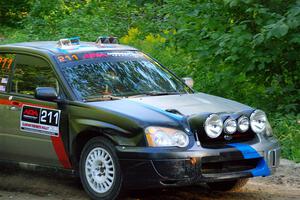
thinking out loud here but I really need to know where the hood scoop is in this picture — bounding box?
[165,109,184,116]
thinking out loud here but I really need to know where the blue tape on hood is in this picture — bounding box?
[127,99,184,121]
[56,48,69,54]
[229,143,271,177]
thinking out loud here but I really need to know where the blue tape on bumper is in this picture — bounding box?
[251,158,271,177]
[228,143,260,159]
[229,143,270,177]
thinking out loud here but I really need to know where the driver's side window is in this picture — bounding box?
[11,54,59,96]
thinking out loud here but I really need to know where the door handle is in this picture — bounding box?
[9,106,20,111]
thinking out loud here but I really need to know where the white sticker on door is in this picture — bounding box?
[20,105,61,137]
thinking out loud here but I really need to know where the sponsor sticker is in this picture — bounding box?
[1,77,8,84]
[107,52,141,57]
[56,51,144,63]
[0,85,6,92]
[20,105,61,137]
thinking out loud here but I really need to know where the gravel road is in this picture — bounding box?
[0,159,299,200]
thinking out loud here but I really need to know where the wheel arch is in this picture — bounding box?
[71,128,117,169]
[70,118,144,169]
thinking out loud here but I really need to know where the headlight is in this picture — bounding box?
[237,116,250,132]
[204,114,223,138]
[265,120,273,137]
[250,110,267,133]
[224,118,237,134]
[145,127,189,147]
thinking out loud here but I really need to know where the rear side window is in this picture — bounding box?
[11,54,59,96]
[0,53,15,93]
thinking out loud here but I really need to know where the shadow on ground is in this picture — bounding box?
[0,160,300,200]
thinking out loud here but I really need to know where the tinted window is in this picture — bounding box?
[11,55,59,96]
[59,51,190,100]
[0,53,15,92]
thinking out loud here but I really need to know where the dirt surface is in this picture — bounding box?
[0,159,299,200]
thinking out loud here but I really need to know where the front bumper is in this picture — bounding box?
[117,138,280,189]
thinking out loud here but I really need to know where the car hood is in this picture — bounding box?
[87,93,251,120]
[127,93,251,116]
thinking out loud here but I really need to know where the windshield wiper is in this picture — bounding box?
[85,91,185,101]
[85,95,123,102]
[128,91,183,98]
[146,91,182,96]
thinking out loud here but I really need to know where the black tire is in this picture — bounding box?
[79,137,122,200]
[206,178,249,192]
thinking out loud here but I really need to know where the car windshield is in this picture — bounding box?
[58,51,191,101]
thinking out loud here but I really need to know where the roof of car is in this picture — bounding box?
[0,41,137,55]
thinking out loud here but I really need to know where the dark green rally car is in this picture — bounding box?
[0,37,280,200]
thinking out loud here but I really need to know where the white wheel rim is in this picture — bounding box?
[85,147,115,193]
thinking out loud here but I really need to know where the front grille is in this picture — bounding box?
[196,129,256,147]
[201,158,259,174]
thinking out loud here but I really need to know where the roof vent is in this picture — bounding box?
[57,37,80,49]
[96,36,118,45]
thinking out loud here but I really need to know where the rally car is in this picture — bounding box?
[0,37,280,200]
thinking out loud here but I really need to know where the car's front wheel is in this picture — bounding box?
[79,137,122,200]
[206,178,249,192]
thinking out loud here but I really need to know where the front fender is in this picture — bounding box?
[70,117,145,146]
[75,119,131,135]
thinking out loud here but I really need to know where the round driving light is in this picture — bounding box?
[204,114,223,138]
[250,110,267,133]
[237,116,250,132]
[265,121,273,137]
[224,118,237,134]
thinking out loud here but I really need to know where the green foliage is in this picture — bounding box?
[0,0,32,26]
[137,0,300,114]
[270,114,300,162]
[120,28,193,77]
[24,0,140,40]
[0,0,299,161]
[0,27,29,44]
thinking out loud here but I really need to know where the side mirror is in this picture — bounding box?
[35,87,58,101]
[182,77,194,88]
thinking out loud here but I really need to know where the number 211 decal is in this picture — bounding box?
[20,105,61,137]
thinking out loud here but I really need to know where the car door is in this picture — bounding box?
[0,53,15,159]
[0,53,69,167]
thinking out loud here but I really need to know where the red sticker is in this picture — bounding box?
[83,53,108,59]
